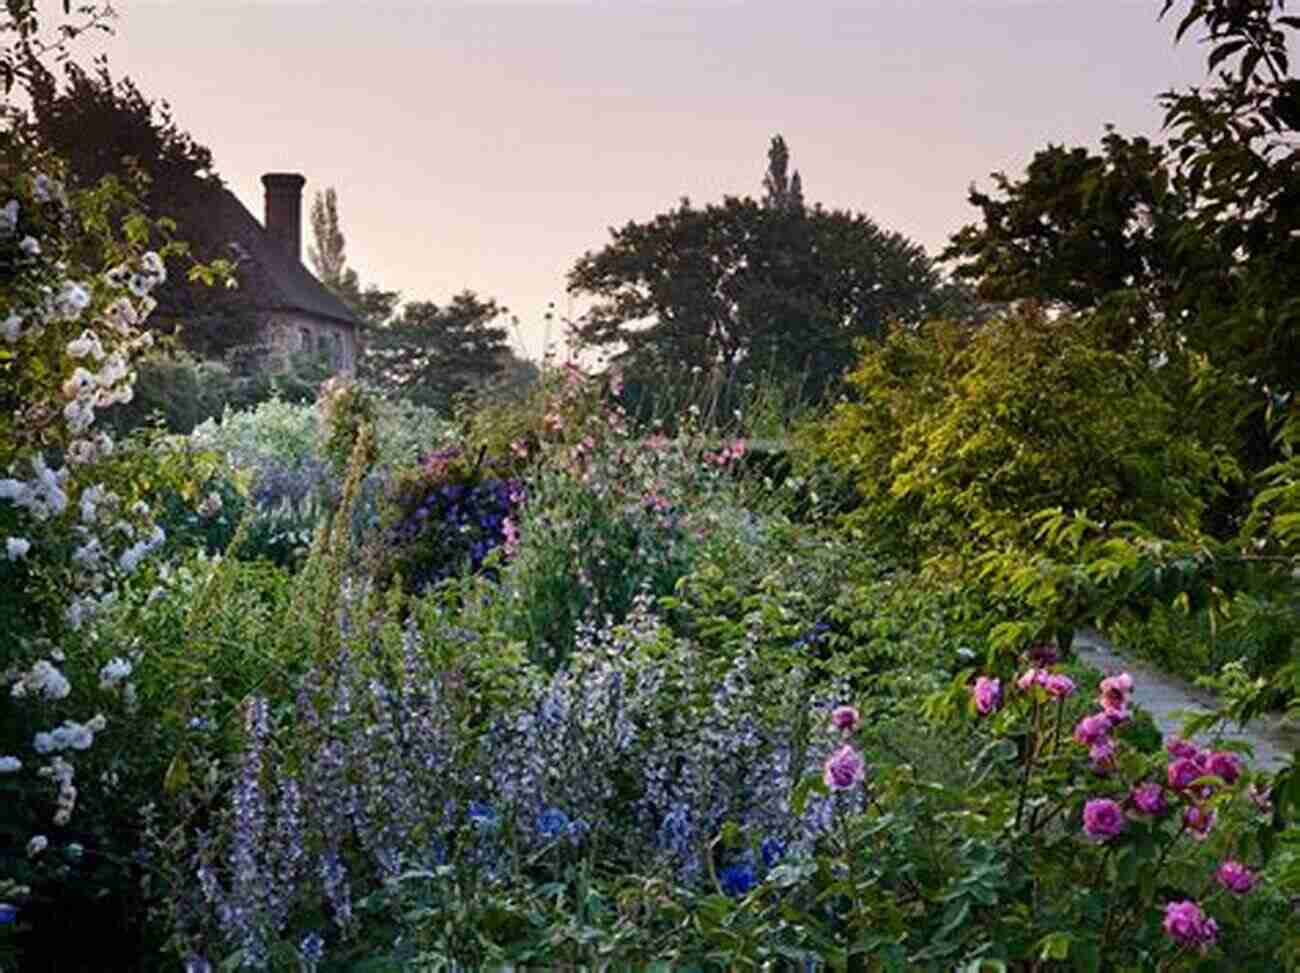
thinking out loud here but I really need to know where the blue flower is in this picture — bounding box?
[467,801,498,830]
[719,862,757,897]
[0,903,17,924]
[536,807,569,839]
[299,931,324,967]
[760,836,786,870]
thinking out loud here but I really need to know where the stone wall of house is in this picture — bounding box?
[264,312,357,374]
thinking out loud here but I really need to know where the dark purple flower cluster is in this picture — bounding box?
[387,471,525,592]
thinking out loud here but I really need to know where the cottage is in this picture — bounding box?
[202,172,362,373]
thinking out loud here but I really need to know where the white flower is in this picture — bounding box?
[32,174,61,203]
[27,835,47,857]
[19,236,40,257]
[141,251,165,282]
[0,199,17,235]
[66,330,105,361]
[86,714,107,733]
[62,367,95,398]
[12,660,71,701]
[5,537,30,560]
[0,756,21,773]
[99,658,132,689]
[56,282,91,320]
[1,313,21,342]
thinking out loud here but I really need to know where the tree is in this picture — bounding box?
[307,186,400,327]
[568,136,944,407]
[22,59,256,356]
[362,290,513,411]
[943,2,1299,392]
[762,134,804,212]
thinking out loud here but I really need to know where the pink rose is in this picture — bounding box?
[1163,900,1218,951]
[1099,672,1133,714]
[1073,713,1111,748]
[1042,673,1076,699]
[1082,798,1125,842]
[1130,782,1167,816]
[1205,751,1241,785]
[1167,758,1202,791]
[1183,803,1216,841]
[971,676,1002,716]
[823,744,866,791]
[830,705,860,733]
[1215,860,1254,895]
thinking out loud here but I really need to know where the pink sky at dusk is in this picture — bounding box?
[87,1,1209,360]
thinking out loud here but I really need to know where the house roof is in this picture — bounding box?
[205,187,363,329]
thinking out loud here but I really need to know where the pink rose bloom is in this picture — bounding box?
[1042,673,1076,699]
[1163,900,1218,951]
[1130,782,1167,816]
[1082,798,1125,842]
[1073,713,1111,748]
[1167,758,1203,791]
[830,705,860,733]
[1089,739,1116,774]
[1099,672,1133,714]
[1184,804,1216,841]
[1205,751,1241,785]
[1016,668,1045,692]
[971,676,1002,716]
[1165,736,1200,760]
[1215,860,1254,895]
[823,744,866,791]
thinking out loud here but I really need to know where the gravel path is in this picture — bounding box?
[1074,628,1300,773]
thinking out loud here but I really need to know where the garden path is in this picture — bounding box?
[1074,628,1300,773]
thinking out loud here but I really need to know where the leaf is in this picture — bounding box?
[1207,38,1249,73]
[1071,938,1102,973]
[1037,931,1072,961]
[163,753,190,795]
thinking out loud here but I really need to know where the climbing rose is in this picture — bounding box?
[1163,900,1218,951]
[1215,860,1254,895]
[1130,782,1167,816]
[1082,798,1125,842]
[1166,737,1200,760]
[971,676,1002,716]
[823,744,866,791]
[830,705,860,733]
[1098,672,1133,714]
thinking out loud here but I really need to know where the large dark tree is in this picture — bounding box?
[568,135,945,405]
[23,60,257,356]
[944,2,1299,392]
[362,290,513,411]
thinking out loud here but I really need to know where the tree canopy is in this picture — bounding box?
[568,135,947,406]
[361,290,515,412]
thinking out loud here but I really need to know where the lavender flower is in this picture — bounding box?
[823,744,866,791]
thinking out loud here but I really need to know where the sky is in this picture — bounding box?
[70,0,1212,360]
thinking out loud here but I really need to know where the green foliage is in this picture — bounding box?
[801,309,1234,565]
[361,290,513,412]
[568,136,947,407]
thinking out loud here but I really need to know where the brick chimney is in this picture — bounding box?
[261,172,306,265]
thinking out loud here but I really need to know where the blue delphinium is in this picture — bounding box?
[298,930,324,971]
[761,836,786,870]
[0,903,17,925]
[536,807,569,840]
[468,801,498,830]
[719,861,757,897]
